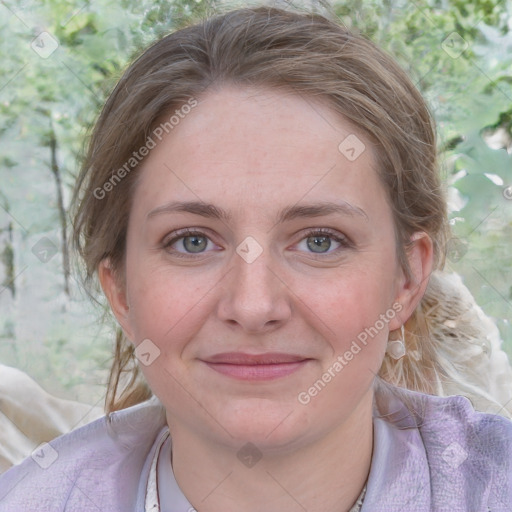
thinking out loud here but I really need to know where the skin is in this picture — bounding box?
[99,86,433,512]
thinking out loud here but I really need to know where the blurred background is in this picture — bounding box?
[0,0,511,407]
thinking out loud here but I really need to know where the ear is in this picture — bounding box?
[98,259,135,341]
[388,232,434,331]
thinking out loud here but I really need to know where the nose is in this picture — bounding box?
[216,243,292,333]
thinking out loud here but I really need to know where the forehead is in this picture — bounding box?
[133,86,386,221]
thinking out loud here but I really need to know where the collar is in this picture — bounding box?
[143,429,369,512]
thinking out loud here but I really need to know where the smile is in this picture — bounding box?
[201,353,311,381]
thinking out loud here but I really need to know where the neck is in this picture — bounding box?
[167,389,374,512]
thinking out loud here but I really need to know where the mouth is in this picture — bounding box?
[201,352,312,381]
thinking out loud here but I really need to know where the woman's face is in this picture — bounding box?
[101,86,430,452]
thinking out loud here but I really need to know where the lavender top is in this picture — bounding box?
[0,385,511,511]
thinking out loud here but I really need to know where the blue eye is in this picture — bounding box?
[297,229,350,255]
[162,228,351,258]
[181,235,208,253]
[163,230,215,255]
[307,235,332,253]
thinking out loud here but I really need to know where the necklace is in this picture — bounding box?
[144,430,168,511]
[348,483,367,512]
[145,431,367,512]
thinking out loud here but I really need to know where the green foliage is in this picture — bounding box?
[0,0,510,402]
[333,0,512,355]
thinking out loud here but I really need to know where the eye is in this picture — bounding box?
[162,229,218,256]
[296,229,351,255]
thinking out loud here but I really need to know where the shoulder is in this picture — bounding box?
[417,390,512,511]
[415,390,512,510]
[0,398,166,512]
[369,384,512,511]
[401,388,512,464]
[0,364,103,471]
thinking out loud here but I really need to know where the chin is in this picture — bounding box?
[211,398,314,451]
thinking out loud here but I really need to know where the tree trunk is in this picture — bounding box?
[48,119,70,297]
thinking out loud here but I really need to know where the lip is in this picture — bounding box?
[201,352,311,381]
[205,352,307,364]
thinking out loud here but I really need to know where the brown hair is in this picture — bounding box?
[72,6,450,413]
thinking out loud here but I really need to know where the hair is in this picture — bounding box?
[71,5,511,417]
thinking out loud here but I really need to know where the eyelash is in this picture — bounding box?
[161,227,353,258]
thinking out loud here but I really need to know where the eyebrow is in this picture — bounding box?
[146,200,368,223]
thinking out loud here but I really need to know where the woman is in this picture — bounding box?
[0,6,510,511]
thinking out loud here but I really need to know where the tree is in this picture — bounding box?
[0,0,510,403]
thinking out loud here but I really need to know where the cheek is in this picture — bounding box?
[124,270,210,396]
[124,261,209,344]
[305,275,393,396]
[315,265,396,326]
[306,263,397,366]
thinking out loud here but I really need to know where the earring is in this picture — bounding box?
[387,325,406,360]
